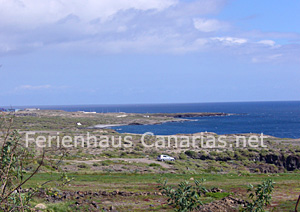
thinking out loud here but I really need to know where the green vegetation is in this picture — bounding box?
[16,172,300,211]
[205,192,231,199]
[0,115,71,211]
[243,179,275,212]
[158,179,207,212]
[149,163,161,167]
[0,116,38,211]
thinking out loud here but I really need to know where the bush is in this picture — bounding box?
[120,152,128,157]
[185,150,198,159]
[165,161,175,165]
[179,152,187,160]
[0,114,72,211]
[243,179,275,212]
[149,163,161,167]
[158,179,207,212]
[77,164,88,169]
[0,116,38,211]
[234,151,248,161]
[101,160,112,166]
[209,151,218,156]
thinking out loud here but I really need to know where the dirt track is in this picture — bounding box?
[64,158,171,168]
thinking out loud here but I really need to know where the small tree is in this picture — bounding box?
[0,113,71,211]
[158,178,207,212]
[0,113,43,211]
[243,179,275,212]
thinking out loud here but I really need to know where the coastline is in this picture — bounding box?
[86,112,233,130]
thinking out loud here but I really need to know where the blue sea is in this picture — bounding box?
[15,101,300,138]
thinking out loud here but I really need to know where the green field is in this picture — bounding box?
[26,172,300,211]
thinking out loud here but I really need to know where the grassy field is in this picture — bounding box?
[26,172,300,211]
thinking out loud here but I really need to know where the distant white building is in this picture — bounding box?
[83,111,96,114]
[24,108,40,111]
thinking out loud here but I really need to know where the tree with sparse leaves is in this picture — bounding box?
[0,113,72,211]
[243,179,275,212]
[158,178,207,212]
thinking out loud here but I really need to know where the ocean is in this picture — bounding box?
[18,101,300,139]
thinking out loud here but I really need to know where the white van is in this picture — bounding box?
[157,155,175,162]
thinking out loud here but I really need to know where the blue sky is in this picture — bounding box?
[0,0,299,106]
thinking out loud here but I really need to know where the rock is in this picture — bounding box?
[102,191,108,196]
[286,155,300,171]
[259,153,300,171]
[77,191,85,197]
[211,187,223,193]
[102,201,112,205]
[35,203,47,209]
[199,196,246,212]
[91,201,98,209]
[75,200,83,205]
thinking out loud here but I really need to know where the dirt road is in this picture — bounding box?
[64,158,171,168]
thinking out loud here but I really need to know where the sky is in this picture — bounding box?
[0,0,299,106]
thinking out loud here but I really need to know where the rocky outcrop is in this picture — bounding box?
[260,154,300,171]
[198,196,247,212]
[285,155,300,171]
[185,150,300,172]
[248,163,281,173]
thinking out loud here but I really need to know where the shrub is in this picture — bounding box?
[101,160,112,166]
[243,179,275,212]
[165,161,175,165]
[225,150,235,158]
[158,179,207,212]
[120,152,128,157]
[209,151,218,156]
[0,114,72,211]
[185,150,198,159]
[149,163,161,167]
[234,151,248,161]
[179,152,187,160]
[77,164,88,169]
[134,146,143,151]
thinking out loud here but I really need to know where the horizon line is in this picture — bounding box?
[2,100,300,108]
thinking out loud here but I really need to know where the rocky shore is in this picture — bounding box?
[87,112,231,129]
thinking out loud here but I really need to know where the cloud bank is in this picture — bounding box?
[0,0,299,63]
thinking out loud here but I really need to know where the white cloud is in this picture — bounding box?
[16,85,52,90]
[0,0,229,56]
[14,85,70,92]
[193,18,228,32]
[0,0,177,27]
[211,37,248,45]
[252,54,282,63]
[0,0,298,63]
[257,40,276,46]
